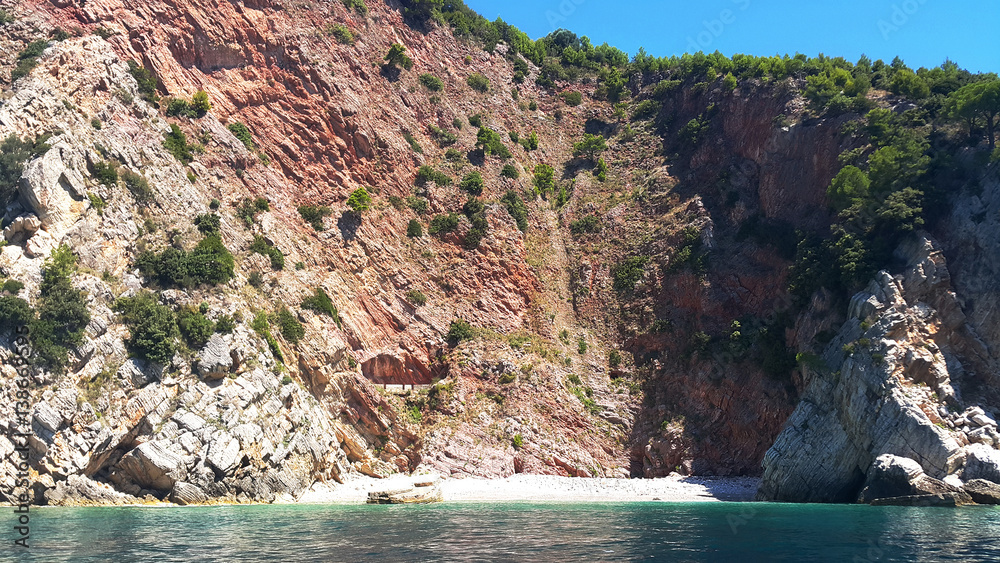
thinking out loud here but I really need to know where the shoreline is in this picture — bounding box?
[294,473,761,504]
[18,474,762,508]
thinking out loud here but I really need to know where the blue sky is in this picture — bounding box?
[464,0,999,74]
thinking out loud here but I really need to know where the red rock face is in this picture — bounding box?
[18,0,849,480]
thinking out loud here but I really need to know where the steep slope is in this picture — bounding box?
[0,0,999,506]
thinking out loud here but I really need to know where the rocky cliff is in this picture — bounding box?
[0,0,998,506]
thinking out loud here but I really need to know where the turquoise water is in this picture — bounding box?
[5,502,1000,562]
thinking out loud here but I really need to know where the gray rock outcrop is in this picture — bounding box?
[858,454,968,504]
[962,444,1000,484]
[116,441,187,491]
[758,237,969,502]
[196,334,233,380]
[963,479,1000,505]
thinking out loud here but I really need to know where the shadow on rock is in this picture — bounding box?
[338,211,361,242]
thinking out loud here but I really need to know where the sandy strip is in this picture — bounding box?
[293,474,760,504]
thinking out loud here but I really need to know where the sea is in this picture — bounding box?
[5,502,1000,562]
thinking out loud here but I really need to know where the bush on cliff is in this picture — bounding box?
[30,245,90,371]
[0,133,50,206]
[114,291,178,365]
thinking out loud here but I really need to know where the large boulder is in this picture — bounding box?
[116,441,187,491]
[196,334,233,380]
[169,481,208,505]
[17,144,88,240]
[858,454,966,504]
[962,444,1000,484]
[205,432,241,476]
[964,479,1000,504]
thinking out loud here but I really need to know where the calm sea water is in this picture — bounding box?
[5,502,1000,562]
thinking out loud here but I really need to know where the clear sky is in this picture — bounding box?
[463,0,1000,74]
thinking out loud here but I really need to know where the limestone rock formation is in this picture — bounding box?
[963,479,1000,505]
[857,454,968,504]
[758,236,986,502]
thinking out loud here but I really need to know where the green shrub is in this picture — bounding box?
[519,131,539,151]
[0,295,34,332]
[561,91,582,106]
[247,271,264,288]
[194,213,220,235]
[227,122,254,150]
[529,101,538,111]
[723,73,738,91]
[1,134,50,205]
[298,205,332,230]
[462,197,488,250]
[251,310,283,362]
[419,73,444,91]
[11,40,49,83]
[301,287,341,328]
[533,164,555,196]
[428,124,457,147]
[91,118,102,130]
[402,131,423,153]
[384,43,413,71]
[570,215,602,235]
[346,187,372,213]
[250,235,285,270]
[88,192,106,215]
[500,164,520,179]
[429,213,460,235]
[0,10,15,25]
[342,0,368,14]
[237,196,270,226]
[577,338,588,355]
[191,90,211,115]
[500,191,528,232]
[163,124,194,163]
[114,291,178,365]
[89,161,118,187]
[2,279,24,294]
[460,171,484,195]
[121,169,153,203]
[190,235,237,283]
[573,133,607,162]
[138,234,235,287]
[406,289,427,306]
[632,100,660,120]
[447,319,475,343]
[468,114,483,127]
[595,157,608,182]
[276,308,305,344]
[407,196,429,214]
[608,350,622,368]
[166,98,192,117]
[476,127,511,158]
[325,23,354,44]
[406,219,423,238]
[512,434,523,449]
[26,246,90,371]
[177,306,214,348]
[452,118,464,130]
[467,73,490,93]
[127,60,158,102]
[214,314,236,334]
[416,165,452,186]
[612,256,649,292]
